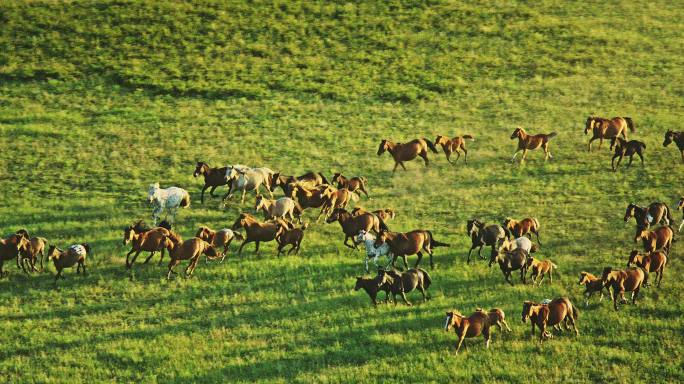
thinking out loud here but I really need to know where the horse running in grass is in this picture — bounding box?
[377,138,439,173]
[434,134,474,164]
[510,128,557,164]
[663,130,684,163]
[585,116,635,151]
[147,183,190,225]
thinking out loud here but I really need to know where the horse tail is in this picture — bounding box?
[418,268,432,289]
[301,222,309,231]
[571,301,579,320]
[378,217,389,232]
[551,262,558,270]
[319,174,330,185]
[664,204,675,226]
[423,138,439,153]
[179,191,191,208]
[462,134,475,141]
[547,132,558,139]
[624,117,636,133]
[640,141,647,150]
[427,231,450,248]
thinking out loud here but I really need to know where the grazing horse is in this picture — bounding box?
[147,183,190,224]
[610,137,646,171]
[521,298,579,343]
[602,267,645,310]
[444,310,494,353]
[678,196,684,232]
[223,167,274,204]
[503,217,541,245]
[434,134,474,164]
[377,138,438,173]
[193,162,229,204]
[332,173,369,198]
[585,116,635,151]
[624,202,673,228]
[627,250,667,288]
[634,226,673,254]
[510,128,557,163]
[376,230,449,269]
[466,219,506,263]
[663,130,684,163]
[380,268,432,306]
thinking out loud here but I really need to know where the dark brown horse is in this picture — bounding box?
[466,219,506,263]
[377,138,438,173]
[0,233,30,277]
[434,134,474,164]
[490,248,529,285]
[663,130,684,163]
[678,196,684,232]
[231,213,293,255]
[510,128,557,163]
[585,116,635,151]
[521,298,579,343]
[193,162,229,204]
[376,230,448,269]
[332,173,369,198]
[624,202,673,228]
[610,137,645,171]
[326,208,385,250]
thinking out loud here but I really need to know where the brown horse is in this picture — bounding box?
[678,196,684,232]
[47,244,90,282]
[376,230,449,269]
[624,202,673,228]
[380,268,432,306]
[444,310,494,353]
[602,267,645,310]
[525,257,557,286]
[377,138,438,173]
[503,217,541,245]
[521,298,579,343]
[634,225,673,254]
[510,128,557,163]
[0,233,30,277]
[434,134,474,165]
[193,162,229,204]
[269,172,328,194]
[476,308,512,332]
[332,173,369,198]
[319,187,357,221]
[231,213,292,255]
[578,272,611,307]
[354,272,393,306]
[351,207,396,222]
[490,248,529,285]
[195,226,243,261]
[123,225,178,268]
[164,237,218,279]
[610,137,646,171]
[585,116,635,151]
[627,250,667,287]
[274,222,307,256]
[15,229,48,273]
[663,130,684,163]
[326,208,385,250]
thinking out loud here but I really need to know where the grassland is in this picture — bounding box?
[0,1,683,383]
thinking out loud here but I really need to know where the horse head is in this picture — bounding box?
[624,203,636,222]
[147,183,160,203]
[510,127,523,139]
[193,162,207,177]
[521,301,536,323]
[434,135,449,147]
[626,250,641,268]
[578,272,592,286]
[444,311,462,331]
[377,140,389,156]
[663,130,674,147]
[584,117,595,134]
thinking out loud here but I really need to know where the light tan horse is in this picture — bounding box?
[585,116,635,151]
[510,128,557,164]
[377,138,439,173]
[434,135,474,164]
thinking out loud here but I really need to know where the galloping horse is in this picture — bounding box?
[377,138,438,173]
[624,202,673,228]
[663,130,684,163]
[147,183,191,224]
[585,116,635,151]
[510,128,557,164]
[433,134,474,165]
[610,137,646,171]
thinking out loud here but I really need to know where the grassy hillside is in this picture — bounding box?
[1,1,683,382]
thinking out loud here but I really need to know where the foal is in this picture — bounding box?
[377,138,439,173]
[662,130,684,163]
[510,128,557,164]
[578,272,610,307]
[332,173,369,198]
[433,134,474,164]
[610,137,646,171]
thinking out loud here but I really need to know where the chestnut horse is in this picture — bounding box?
[510,128,557,164]
[521,298,579,343]
[377,138,438,173]
[663,130,684,163]
[332,173,369,198]
[444,310,493,353]
[627,250,667,287]
[602,267,645,310]
[503,217,541,246]
[434,134,474,165]
[634,226,673,254]
[610,137,645,171]
[624,202,673,228]
[376,230,449,269]
[585,116,635,151]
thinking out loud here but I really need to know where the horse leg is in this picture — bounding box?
[125,249,136,268]
[200,185,209,204]
[399,290,412,306]
[237,240,249,256]
[167,259,180,279]
[143,251,155,264]
[420,151,429,167]
[638,151,645,167]
[627,154,634,168]
[254,241,260,256]
[467,246,474,264]
[414,252,422,268]
[461,148,467,165]
[521,149,528,163]
[483,327,491,349]
[611,154,620,171]
[543,143,551,160]
[588,136,597,151]
[399,162,407,171]
[241,188,247,204]
[511,150,520,163]
[419,283,427,302]
[392,162,399,174]
[158,248,165,266]
[402,255,408,270]
[534,230,542,246]
[455,327,468,353]
[128,250,143,269]
[505,271,513,286]
[445,150,453,164]
[80,261,87,276]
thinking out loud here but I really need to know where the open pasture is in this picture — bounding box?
[0,1,683,382]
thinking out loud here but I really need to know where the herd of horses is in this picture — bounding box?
[1,116,682,353]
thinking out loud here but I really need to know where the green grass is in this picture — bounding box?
[1,1,683,382]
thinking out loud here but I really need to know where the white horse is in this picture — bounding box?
[223,167,274,204]
[356,230,392,272]
[147,183,190,224]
